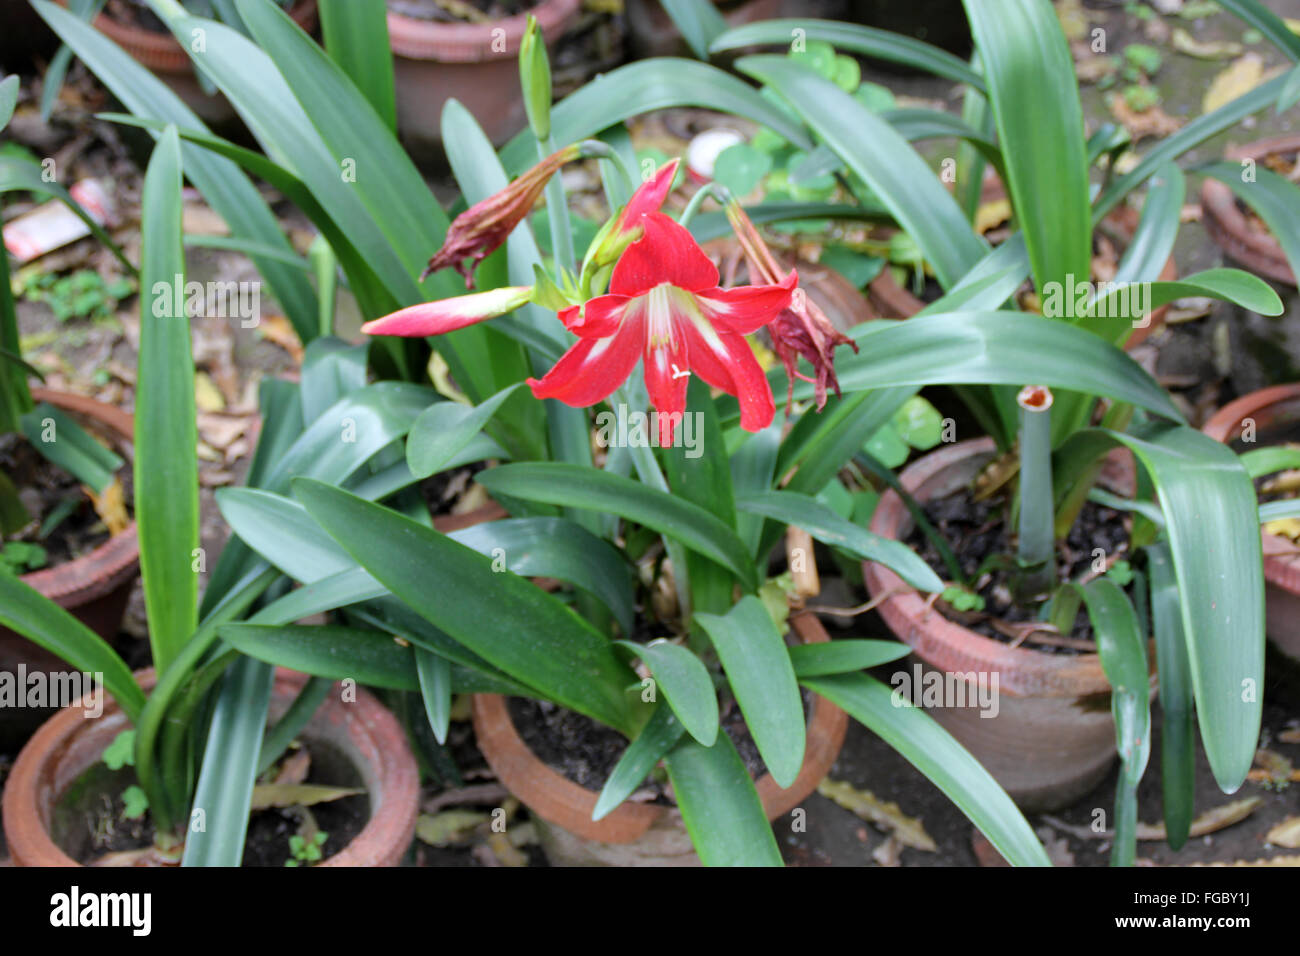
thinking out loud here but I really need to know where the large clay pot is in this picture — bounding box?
[0,388,139,753]
[2,668,418,866]
[387,0,582,156]
[56,0,319,124]
[1202,383,1300,663]
[472,612,848,866]
[862,438,1120,811]
[1201,135,1299,286]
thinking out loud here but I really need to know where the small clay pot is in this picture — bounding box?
[2,668,418,866]
[0,389,139,753]
[1201,136,1300,286]
[387,0,582,155]
[58,0,319,124]
[862,438,1122,811]
[471,612,848,865]
[1202,383,1300,663]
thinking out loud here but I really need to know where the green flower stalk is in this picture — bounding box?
[1016,384,1055,602]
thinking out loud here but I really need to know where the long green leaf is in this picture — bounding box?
[136,126,198,677]
[615,639,718,746]
[222,623,418,690]
[695,596,804,789]
[788,639,910,677]
[294,478,637,732]
[476,463,760,591]
[415,646,452,744]
[1148,541,1193,850]
[593,704,684,821]
[318,0,396,131]
[663,733,783,866]
[802,672,1050,866]
[659,0,728,59]
[0,575,143,722]
[737,55,986,289]
[1200,163,1300,287]
[407,384,522,479]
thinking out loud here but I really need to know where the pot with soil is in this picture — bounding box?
[1201,135,1300,286]
[2,667,418,866]
[0,388,139,754]
[861,437,1136,812]
[1202,383,1300,664]
[471,610,848,866]
[57,0,319,125]
[386,0,582,156]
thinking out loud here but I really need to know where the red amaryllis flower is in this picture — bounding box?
[422,143,581,289]
[528,211,795,442]
[725,202,857,413]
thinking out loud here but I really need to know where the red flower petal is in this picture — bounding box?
[558,293,631,339]
[610,212,719,298]
[695,270,797,335]
[642,328,691,447]
[527,313,643,407]
[616,159,679,232]
[681,321,775,433]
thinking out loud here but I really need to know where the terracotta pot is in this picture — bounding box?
[1,388,139,753]
[58,0,319,124]
[1201,135,1299,286]
[1202,383,1300,662]
[387,0,582,154]
[862,438,1120,811]
[3,667,418,866]
[472,611,848,865]
[624,0,784,59]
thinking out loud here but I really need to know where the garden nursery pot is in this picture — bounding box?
[57,0,319,125]
[387,0,582,154]
[862,438,1118,812]
[1202,383,1300,664]
[0,388,139,754]
[471,612,848,866]
[1201,135,1300,286]
[2,667,418,866]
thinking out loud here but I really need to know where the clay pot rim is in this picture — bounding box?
[386,0,581,63]
[1200,135,1300,286]
[18,388,140,610]
[2,667,417,867]
[863,437,1113,697]
[67,0,319,75]
[1201,383,1300,590]
[471,610,848,845]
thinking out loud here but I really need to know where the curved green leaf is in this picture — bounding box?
[616,639,718,746]
[1201,163,1300,288]
[407,384,522,479]
[788,638,911,677]
[593,704,684,821]
[1148,541,1194,851]
[221,623,418,690]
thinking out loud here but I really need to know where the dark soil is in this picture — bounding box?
[906,485,1129,649]
[386,0,541,24]
[54,737,368,867]
[418,462,483,517]
[0,432,130,569]
[508,686,814,794]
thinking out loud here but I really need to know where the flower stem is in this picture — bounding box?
[1016,385,1055,602]
[678,182,733,229]
[539,135,575,278]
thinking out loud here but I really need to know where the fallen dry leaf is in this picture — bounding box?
[1135,796,1261,841]
[416,810,491,846]
[273,748,311,787]
[872,835,903,867]
[1109,93,1183,140]
[974,198,1012,235]
[1279,728,1300,744]
[1203,54,1265,113]
[818,778,937,851]
[1266,816,1300,849]
[87,477,129,536]
[249,783,363,810]
[257,314,304,363]
[194,370,225,413]
[484,830,529,867]
[1255,747,1295,785]
[1171,27,1241,60]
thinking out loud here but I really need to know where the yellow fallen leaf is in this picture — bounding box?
[974,198,1011,235]
[416,810,490,846]
[1136,796,1261,841]
[194,370,225,412]
[86,476,129,536]
[1267,816,1300,848]
[1263,517,1300,541]
[249,784,364,809]
[1171,27,1241,60]
[818,778,937,851]
[1203,54,1264,113]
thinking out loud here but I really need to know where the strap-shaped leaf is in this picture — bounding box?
[475,463,760,591]
[1147,541,1194,850]
[407,384,522,479]
[293,478,637,733]
[695,596,804,789]
[415,647,452,744]
[663,733,783,866]
[221,623,418,690]
[802,672,1050,866]
[737,490,942,593]
[788,638,910,678]
[615,639,718,746]
[593,704,684,821]
[1201,163,1300,288]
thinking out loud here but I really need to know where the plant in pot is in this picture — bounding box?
[0,125,480,867]
[204,18,1052,867]
[0,75,143,751]
[697,1,1292,864]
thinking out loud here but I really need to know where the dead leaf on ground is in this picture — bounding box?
[273,748,311,787]
[484,830,529,867]
[1266,816,1300,849]
[1171,27,1241,60]
[1254,748,1295,785]
[872,835,903,867]
[1203,54,1266,114]
[1109,93,1183,140]
[258,314,304,363]
[194,370,225,413]
[1278,728,1300,744]
[818,778,937,851]
[416,810,491,847]
[87,476,129,536]
[249,783,364,810]
[1135,796,1261,841]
